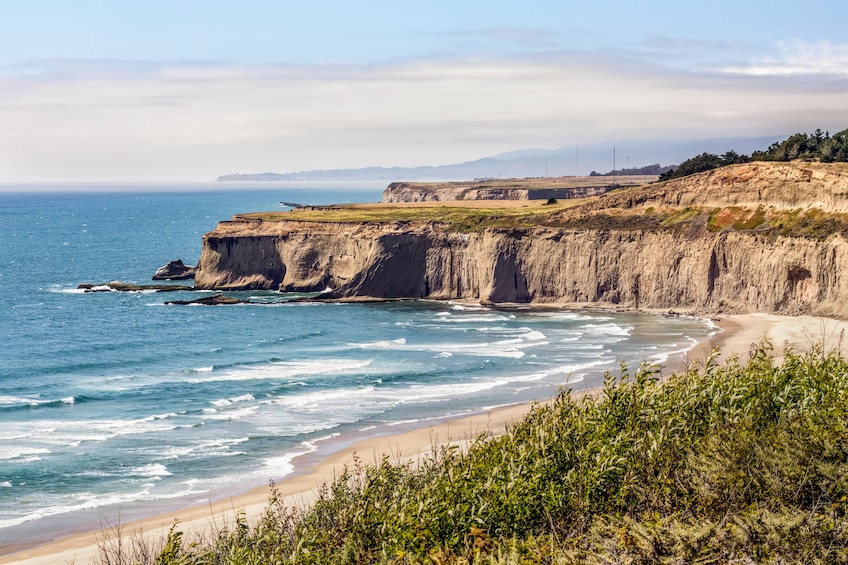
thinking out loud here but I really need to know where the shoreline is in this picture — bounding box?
[3,312,847,565]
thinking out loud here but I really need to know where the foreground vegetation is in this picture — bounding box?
[99,343,848,564]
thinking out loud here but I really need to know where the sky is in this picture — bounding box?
[1,0,847,183]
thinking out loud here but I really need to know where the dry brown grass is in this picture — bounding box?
[236,198,586,230]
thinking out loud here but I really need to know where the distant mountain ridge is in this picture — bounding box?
[217,135,785,182]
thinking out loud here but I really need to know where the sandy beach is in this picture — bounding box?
[4,311,847,565]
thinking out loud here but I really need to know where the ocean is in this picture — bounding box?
[0,183,715,550]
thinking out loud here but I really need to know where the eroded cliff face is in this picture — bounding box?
[195,162,848,316]
[383,182,613,203]
[195,218,848,317]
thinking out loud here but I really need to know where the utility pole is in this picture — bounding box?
[613,146,616,186]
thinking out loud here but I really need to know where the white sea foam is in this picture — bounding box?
[449,303,490,312]
[528,311,594,321]
[400,378,514,400]
[201,405,259,421]
[356,337,407,348]
[52,287,88,294]
[512,371,551,383]
[188,359,373,383]
[0,447,51,461]
[142,412,179,422]
[262,439,320,478]
[0,395,75,408]
[522,330,547,341]
[269,385,379,410]
[162,437,250,459]
[551,359,610,375]
[0,481,11,488]
[648,335,700,364]
[22,417,179,447]
[367,337,535,359]
[0,395,37,407]
[133,463,172,478]
[581,322,632,337]
[435,313,515,323]
[210,394,255,407]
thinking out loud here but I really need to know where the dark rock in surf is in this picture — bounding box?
[165,294,249,306]
[153,260,197,280]
[78,281,191,292]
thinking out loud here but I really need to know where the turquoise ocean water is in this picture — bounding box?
[0,183,715,550]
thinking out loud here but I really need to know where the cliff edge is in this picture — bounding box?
[195,162,848,317]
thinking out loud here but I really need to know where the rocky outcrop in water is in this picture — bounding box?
[194,162,848,317]
[153,259,196,280]
[165,294,248,306]
[78,281,192,292]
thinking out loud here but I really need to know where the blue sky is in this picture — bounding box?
[1,0,847,181]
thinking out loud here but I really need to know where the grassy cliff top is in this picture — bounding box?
[237,197,585,231]
[232,162,848,237]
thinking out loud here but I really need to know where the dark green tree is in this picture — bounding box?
[659,151,750,181]
[752,128,848,163]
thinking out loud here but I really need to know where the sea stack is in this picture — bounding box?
[153,259,197,280]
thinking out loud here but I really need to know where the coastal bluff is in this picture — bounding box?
[195,162,848,317]
[381,176,651,203]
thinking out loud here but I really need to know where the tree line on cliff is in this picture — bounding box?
[658,128,848,181]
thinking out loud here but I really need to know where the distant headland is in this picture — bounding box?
[216,135,783,182]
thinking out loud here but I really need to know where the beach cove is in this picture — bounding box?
[4,311,848,564]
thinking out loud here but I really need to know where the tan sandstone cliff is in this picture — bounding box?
[195,162,848,317]
[381,176,651,203]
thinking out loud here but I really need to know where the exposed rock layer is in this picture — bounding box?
[195,220,848,317]
[195,162,848,317]
[381,176,653,203]
[383,183,614,203]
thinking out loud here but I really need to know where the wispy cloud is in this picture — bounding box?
[721,40,848,77]
[0,53,846,182]
[644,36,754,55]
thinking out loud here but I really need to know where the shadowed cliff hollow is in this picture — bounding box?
[195,161,848,317]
